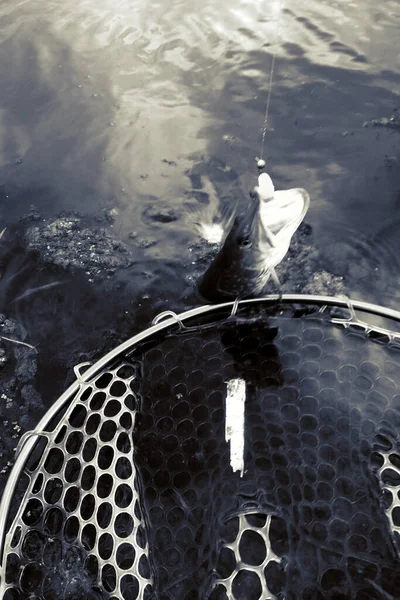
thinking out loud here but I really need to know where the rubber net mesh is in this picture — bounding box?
[1,307,400,600]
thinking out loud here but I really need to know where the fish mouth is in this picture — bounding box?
[198,184,311,302]
[197,192,273,302]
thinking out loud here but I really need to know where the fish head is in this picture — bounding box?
[198,189,274,302]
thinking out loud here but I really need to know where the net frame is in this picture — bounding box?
[1,293,400,598]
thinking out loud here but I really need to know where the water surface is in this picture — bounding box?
[0,0,399,395]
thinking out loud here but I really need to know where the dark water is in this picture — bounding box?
[0,0,399,401]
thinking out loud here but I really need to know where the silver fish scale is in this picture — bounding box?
[1,302,400,600]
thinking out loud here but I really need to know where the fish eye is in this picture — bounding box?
[239,237,252,248]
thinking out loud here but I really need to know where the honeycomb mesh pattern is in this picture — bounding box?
[213,513,282,599]
[376,452,400,537]
[2,363,152,600]
[1,307,400,600]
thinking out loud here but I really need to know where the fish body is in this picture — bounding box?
[198,174,310,301]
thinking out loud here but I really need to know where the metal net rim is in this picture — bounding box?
[1,292,400,567]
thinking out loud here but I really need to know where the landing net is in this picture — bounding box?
[0,295,399,600]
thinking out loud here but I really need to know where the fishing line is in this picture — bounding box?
[259,0,285,160]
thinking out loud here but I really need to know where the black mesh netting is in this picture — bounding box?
[1,309,400,600]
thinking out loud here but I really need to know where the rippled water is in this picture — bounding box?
[0,0,399,394]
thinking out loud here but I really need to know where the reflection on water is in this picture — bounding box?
[0,0,399,354]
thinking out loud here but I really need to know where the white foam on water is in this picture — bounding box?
[199,222,224,244]
[225,378,246,477]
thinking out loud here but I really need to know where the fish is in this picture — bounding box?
[198,173,310,302]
